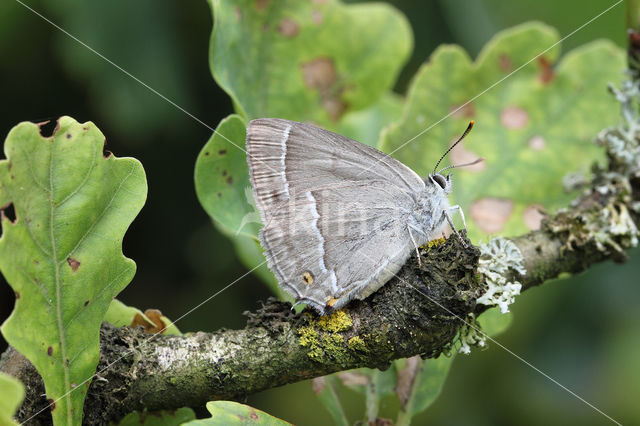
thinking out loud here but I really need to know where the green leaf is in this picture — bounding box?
[182,401,291,425]
[311,376,349,426]
[0,116,147,425]
[334,93,404,147]
[104,299,181,336]
[229,232,285,300]
[208,0,412,126]
[395,355,454,426]
[195,115,258,239]
[478,307,513,337]
[0,372,25,426]
[114,407,195,426]
[379,22,625,241]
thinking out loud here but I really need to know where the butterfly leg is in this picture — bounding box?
[442,210,468,248]
[449,205,467,231]
[407,225,422,267]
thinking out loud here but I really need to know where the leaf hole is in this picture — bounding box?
[0,202,17,224]
[35,119,57,138]
[102,140,113,158]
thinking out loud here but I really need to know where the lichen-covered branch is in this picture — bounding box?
[4,52,640,426]
[2,159,639,424]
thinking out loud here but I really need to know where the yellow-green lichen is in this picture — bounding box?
[421,237,446,252]
[317,310,352,333]
[298,326,319,347]
[298,312,357,363]
[348,336,367,352]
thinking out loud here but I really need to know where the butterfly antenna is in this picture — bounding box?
[437,157,484,174]
[432,120,475,175]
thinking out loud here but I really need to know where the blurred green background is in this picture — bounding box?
[0,0,637,424]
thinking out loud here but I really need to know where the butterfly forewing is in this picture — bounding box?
[246,118,426,313]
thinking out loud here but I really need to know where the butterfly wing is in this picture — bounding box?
[246,118,426,313]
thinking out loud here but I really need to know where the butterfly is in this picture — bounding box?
[246,118,478,314]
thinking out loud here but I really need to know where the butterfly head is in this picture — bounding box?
[428,173,452,194]
[428,120,482,193]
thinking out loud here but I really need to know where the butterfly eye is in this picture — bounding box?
[432,174,447,189]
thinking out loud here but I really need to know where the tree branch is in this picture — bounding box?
[2,162,638,424]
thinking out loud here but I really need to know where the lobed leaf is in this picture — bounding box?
[208,0,412,126]
[0,117,147,425]
[0,372,25,426]
[195,115,257,239]
[182,401,290,425]
[379,22,625,241]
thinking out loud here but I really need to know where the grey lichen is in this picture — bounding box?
[476,237,526,314]
[457,313,486,354]
[600,80,640,177]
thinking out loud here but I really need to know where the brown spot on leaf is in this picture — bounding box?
[14,291,20,299]
[233,6,242,20]
[222,170,228,177]
[66,133,72,139]
[67,257,80,272]
[255,0,269,11]
[84,300,90,307]
[131,309,167,334]
[302,57,336,91]
[66,359,70,367]
[470,198,514,233]
[226,176,233,186]
[204,151,210,156]
[499,54,512,71]
[449,137,485,172]
[8,160,12,170]
[528,135,546,150]
[47,346,53,356]
[312,0,328,3]
[250,411,259,420]
[396,356,420,407]
[523,205,545,230]
[323,99,347,122]
[217,192,222,198]
[48,398,56,411]
[237,415,245,421]
[301,57,347,121]
[538,57,554,84]
[500,106,528,130]
[450,102,475,118]
[71,382,77,388]
[278,18,299,37]
[312,10,323,25]
[218,149,227,155]
[311,377,326,394]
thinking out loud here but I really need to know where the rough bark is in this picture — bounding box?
[2,166,638,424]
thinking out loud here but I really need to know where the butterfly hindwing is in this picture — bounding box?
[246,118,426,313]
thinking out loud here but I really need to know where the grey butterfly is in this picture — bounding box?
[246,118,478,315]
